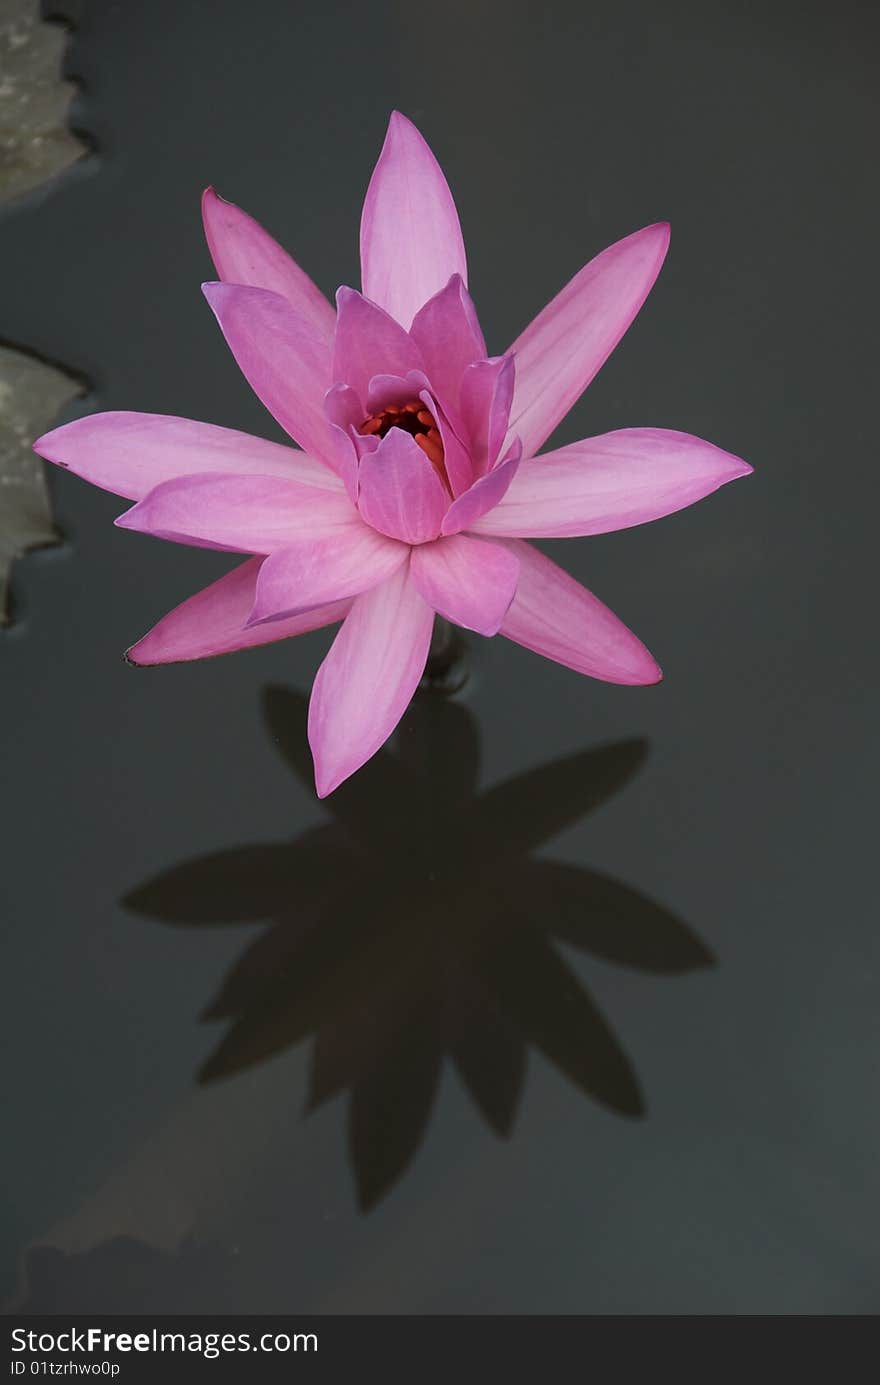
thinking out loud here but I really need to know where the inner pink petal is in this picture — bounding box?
[460,355,516,476]
[356,428,449,545]
[409,274,486,424]
[333,287,425,404]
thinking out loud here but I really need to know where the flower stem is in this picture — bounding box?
[421,616,468,694]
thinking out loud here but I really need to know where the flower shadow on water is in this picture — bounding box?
[124,687,714,1211]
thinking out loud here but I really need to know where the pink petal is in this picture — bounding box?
[359,111,468,329]
[473,428,752,538]
[440,440,522,536]
[308,566,433,796]
[418,388,472,498]
[332,288,425,403]
[505,223,670,458]
[126,557,350,665]
[365,369,430,416]
[248,526,408,624]
[459,354,516,475]
[499,539,661,685]
[202,282,335,466]
[116,472,360,553]
[356,427,449,545]
[202,187,335,347]
[358,371,471,494]
[409,274,486,418]
[409,533,520,636]
[322,382,361,501]
[33,412,342,501]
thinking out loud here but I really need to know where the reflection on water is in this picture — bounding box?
[11,1238,238,1315]
[125,688,713,1210]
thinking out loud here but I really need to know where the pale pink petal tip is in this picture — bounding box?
[505,221,672,459]
[474,429,751,541]
[728,455,753,480]
[125,557,351,666]
[113,471,358,553]
[359,110,467,329]
[201,186,336,346]
[36,412,339,502]
[500,539,663,686]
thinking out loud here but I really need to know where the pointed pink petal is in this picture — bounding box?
[409,533,519,636]
[473,428,752,538]
[499,539,661,685]
[359,111,468,329]
[202,187,335,346]
[505,223,670,458]
[440,440,522,536]
[33,412,342,501]
[202,282,335,466]
[248,527,408,624]
[308,566,433,796]
[356,427,449,545]
[126,557,350,665]
[115,472,360,553]
[409,274,486,418]
[332,288,424,402]
[459,354,516,475]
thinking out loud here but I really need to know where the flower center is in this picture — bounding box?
[358,399,445,477]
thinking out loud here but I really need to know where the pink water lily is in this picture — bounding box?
[34,112,751,796]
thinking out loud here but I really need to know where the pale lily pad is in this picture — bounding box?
[0,346,78,621]
[0,0,82,202]
[0,0,86,621]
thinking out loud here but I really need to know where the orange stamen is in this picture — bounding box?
[415,432,444,468]
[357,396,449,489]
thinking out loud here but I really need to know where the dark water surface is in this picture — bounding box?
[2,0,878,1313]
